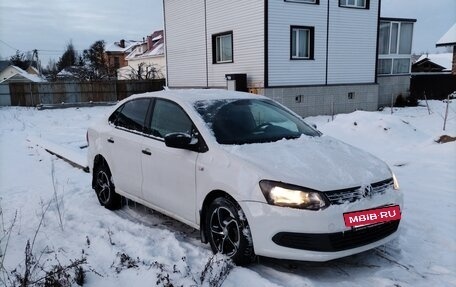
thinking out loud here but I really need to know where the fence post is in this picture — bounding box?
[29,82,33,107]
[443,94,450,131]
[424,91,431,115]
[114,80,117,101]
[390,93,394,114]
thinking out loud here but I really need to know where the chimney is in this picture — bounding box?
[147,36,153,51]
[120,39,125,48]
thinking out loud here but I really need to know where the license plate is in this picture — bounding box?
[343,205,401,227]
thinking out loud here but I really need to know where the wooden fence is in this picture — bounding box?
[410,74,456,100]
[8,79,166,106]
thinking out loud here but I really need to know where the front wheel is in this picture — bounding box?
[205,197,255,265]
[93,161,122,210]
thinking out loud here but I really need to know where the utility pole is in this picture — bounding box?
[28,49,41,76]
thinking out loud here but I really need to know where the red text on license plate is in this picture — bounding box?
[343,205,401,227]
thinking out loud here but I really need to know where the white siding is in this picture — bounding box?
[164,0,207,87]
[268,1,328,86]
[206,0,264,88]
[327,1,379,84]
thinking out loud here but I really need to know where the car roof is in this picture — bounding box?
[127,89,267,105]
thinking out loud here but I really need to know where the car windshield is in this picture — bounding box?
[194,99,320,145]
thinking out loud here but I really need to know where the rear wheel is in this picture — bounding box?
[205,197,255,265]
[93,161,122,210]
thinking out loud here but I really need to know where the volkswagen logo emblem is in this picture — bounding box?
[363,185,373,198]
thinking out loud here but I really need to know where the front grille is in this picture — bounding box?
[324,178,394,205]
[272,220,400,252]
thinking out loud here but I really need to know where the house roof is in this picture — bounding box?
[126,30,165,61]
[57,67,76,77]
[105,40,142,53]
[380,17,417,23]
[1,65,46,83]
[416,53,453,71]
[436,23,456,47]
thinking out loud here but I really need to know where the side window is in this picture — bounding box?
[290,26,314,60]
[150,99,193,138]
[212,31,233,64]
[108,106,123,124]
[114,99,150,132]
[339,0,369,9]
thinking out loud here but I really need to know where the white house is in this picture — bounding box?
[118,30,166,80]
[164,0,386,116]
[0,65,46,84]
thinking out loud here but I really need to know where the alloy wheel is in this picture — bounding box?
[96,170,111,204]
[209,206,240,257]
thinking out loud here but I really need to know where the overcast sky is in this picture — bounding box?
[0,0,455,66]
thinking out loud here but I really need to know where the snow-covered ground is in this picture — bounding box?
[0,100,455,286]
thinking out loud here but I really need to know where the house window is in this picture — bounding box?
[339,0,369,9]
[393,59,411,74]
[290,26,314,60]
[378,20,414,75]
[379,21,413,55]
[378,59,392,75]
[212,32,233,64]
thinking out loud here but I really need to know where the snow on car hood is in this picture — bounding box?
[223,135,392,191]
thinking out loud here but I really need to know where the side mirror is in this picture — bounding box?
[164,133,196,150]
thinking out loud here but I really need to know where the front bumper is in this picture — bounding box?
[239,190,403,262]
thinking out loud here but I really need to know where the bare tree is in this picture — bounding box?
[127,62,163,80]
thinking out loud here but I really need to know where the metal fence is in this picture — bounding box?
[5,79,165,107]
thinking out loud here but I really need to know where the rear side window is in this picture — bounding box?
[150,99,193,138]
[111,99,150,132]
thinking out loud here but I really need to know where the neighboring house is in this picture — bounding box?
[55,66,84,81]
[0,65,46,83]
[105,40,142,77]
[408,23,456,100]
[436,23,456,75]
[409,23,456,100]
[164,0,409,116]
[26,66,40,75]
[412,53,453,73]
[377,17,416,106]
[118,30,166,80]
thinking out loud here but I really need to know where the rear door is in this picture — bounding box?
[105,98,151,199]
[141,99,198,224]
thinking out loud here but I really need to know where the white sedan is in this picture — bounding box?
[87,89,403,265]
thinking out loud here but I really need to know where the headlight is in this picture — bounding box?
[392,173,400,190]
[259,180,328,210]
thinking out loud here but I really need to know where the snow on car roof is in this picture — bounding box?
[129,89,267,104]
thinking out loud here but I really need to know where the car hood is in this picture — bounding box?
[222,135,392,191]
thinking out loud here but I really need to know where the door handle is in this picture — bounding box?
[142,148,152,156]
[107,137,114,143]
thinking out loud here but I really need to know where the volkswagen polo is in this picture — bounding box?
[87,89,403,265]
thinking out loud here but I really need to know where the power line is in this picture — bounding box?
[0,39,19,51]
[1,39,85,55]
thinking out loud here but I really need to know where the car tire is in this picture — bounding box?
[93,161,122,210]
[205,197,255,265]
